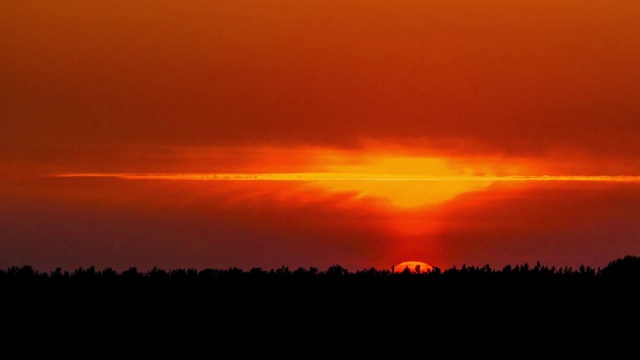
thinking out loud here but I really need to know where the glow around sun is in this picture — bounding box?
[52,150,640,209]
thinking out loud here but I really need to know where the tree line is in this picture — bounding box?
[1,255,639,356]
[3,254,639,280]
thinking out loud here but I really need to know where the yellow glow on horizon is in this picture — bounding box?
[48,144,640,208]
[51,172,640,208]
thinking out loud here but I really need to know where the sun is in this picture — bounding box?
[393,261,434,274]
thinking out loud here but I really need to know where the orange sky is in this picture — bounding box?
[2,1,640,272]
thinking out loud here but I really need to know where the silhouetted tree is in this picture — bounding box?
[600,255,640,279]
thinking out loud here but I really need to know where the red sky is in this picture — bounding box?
[2,1,640,272]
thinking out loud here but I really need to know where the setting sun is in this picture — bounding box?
[393,261,434,274]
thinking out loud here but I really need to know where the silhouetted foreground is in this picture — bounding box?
[2,256,640,356]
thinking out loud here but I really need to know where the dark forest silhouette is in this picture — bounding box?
[2,256,639,355]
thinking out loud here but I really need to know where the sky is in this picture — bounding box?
[2,0,640,273]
